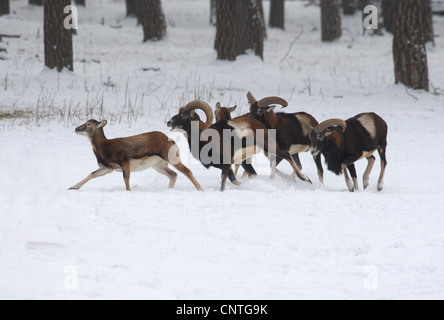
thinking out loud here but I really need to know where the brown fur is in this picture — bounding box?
[70,119,202,191]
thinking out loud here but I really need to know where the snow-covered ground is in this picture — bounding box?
[1,0,444,299]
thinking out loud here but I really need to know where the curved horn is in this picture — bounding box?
[314,119,347,134]
[247,91,257,105]
[182,100,214,130]
[257,96,288,109]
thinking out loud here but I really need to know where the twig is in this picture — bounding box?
[280,25,304,63]
[405,87,419,101]
[0,34,21,39]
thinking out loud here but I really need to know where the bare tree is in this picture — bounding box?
[393,0,429,91]
[269,0,284,30]
[0,0,9,16]
[321,0,341,42]
[138,0,166,42]
[215,0,264,61]
[44,0,73,72]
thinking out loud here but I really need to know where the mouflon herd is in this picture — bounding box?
[70,92,387,193]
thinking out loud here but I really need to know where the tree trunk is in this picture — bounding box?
[138,0,166,42]
[44,0,73,72]
[29,0,43,5]
[215,0,264,61]
[423,0,434,45]
[342,0,358,15]
[0,0,9,16]
[126,0,137,17]
[76,0,85,6]
[321,0,341,42]
[393,0,429,91]
[382,0,393,33]
[256,0,267,38]
[210,0,216,25]
[269,0,284,30]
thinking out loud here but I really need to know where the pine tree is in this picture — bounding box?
[215,0,264,61]
[382,0,394,33]
[269,0,284,30]
[393,0,429,91]
[138,0,166,42]
[0,0,9,16]
[423,0,435,45]
[321,0,341,42]
[29,0,43,5]
[126,0,137,17]
[44,0,74,72]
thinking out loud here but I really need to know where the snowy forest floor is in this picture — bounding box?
[1,0,444,299]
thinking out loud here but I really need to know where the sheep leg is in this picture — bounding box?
[220,166,230,191]
[278,150,311,184]
[121,161,131,191]
[377,146,387,192]
[154,161,178,189]
[313,153,324,186]
[69,167,113,190]
[241,161,257,177]
[363,155,376,190]
[291,154,303,171]
[228,168,242,186]
[341,164,355,192]
[347,164,359,191]
[172,162,203,191]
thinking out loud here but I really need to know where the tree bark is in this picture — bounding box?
[321,0,341,42]
[393,0,429,91]
[382,0,393,33]
[126,0,137,17]
[342,0,358,15]
[138,0,166,42]
[256,0,267,38]
[29,0,43,5]
[44,0,73,72]
[269,0,284,30]
[0,0,9,16]
[423,0,434,45]
[215,0,264,61]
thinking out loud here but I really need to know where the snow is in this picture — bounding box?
[1,0,444,299]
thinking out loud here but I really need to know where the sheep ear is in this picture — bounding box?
[266,106,276,113]
[228,105,237,112]
[98,120,108,128]
[216,102,221,111]
[324,131,332,137]
[189,110,195,118]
